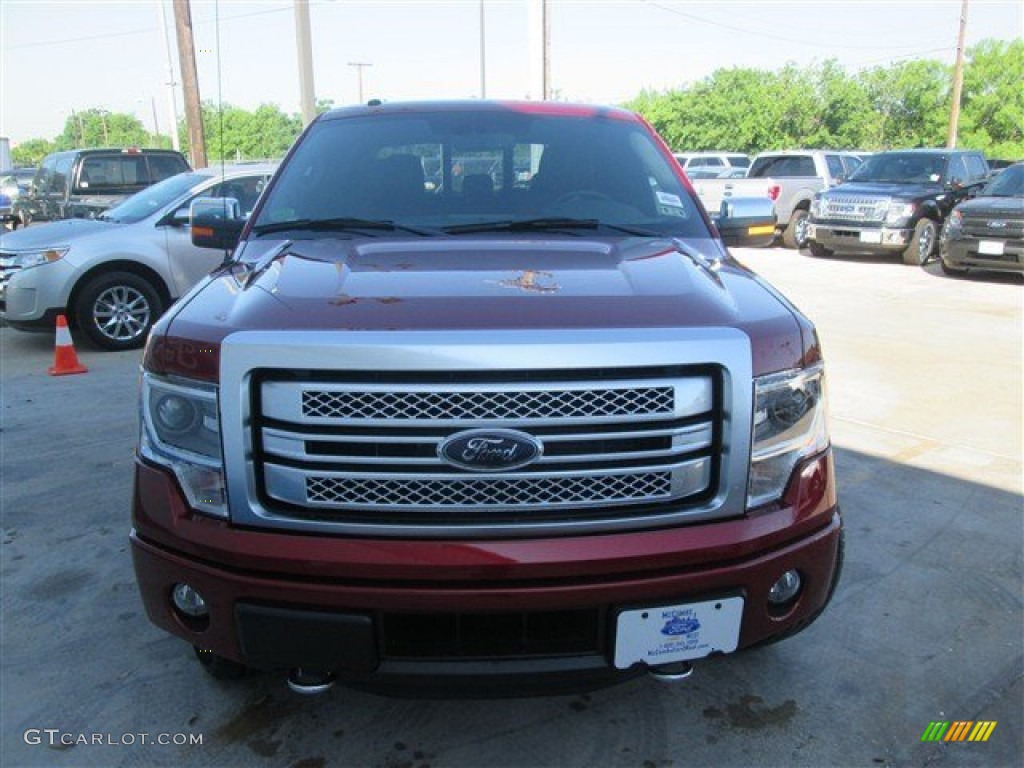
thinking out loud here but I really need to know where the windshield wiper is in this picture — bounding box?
[443,217,660,236]
[250,217,438,237]
[444,217,598,235]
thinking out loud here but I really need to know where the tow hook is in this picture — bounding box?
[648,661,694,682]
[287,668,336,695]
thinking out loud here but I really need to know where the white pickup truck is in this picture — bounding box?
[690,150,864,248]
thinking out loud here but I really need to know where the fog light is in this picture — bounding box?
[172,583,209,617]
[768,570,801,605]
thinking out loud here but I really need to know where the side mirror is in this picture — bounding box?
[716,197,777,248]
[190,196,245,250]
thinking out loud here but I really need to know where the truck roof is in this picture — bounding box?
[320,100,641,123]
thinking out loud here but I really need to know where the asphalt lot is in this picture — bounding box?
[1,247,1021,768]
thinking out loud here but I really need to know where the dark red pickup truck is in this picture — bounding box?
[132,101,842,696]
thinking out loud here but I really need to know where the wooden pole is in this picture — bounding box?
[946,0,969,148]
[173,0,207,168]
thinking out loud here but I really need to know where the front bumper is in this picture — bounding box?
[131,450,843,695]
[808,222,911,252]
[940,236,1024,274]
[0,259,75,325]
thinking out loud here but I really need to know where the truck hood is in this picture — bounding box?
[0,217,117,249]
[953,195,1024,217]
[160,236,812,376]
[831,181,944,199]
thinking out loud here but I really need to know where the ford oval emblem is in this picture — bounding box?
[438,429,543,472]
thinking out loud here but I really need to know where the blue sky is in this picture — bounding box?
[2,0,1022,144]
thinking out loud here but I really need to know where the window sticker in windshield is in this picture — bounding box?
[657,191,683,208]
[657,190,686,217]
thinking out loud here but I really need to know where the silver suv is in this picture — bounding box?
[0,163,276,349]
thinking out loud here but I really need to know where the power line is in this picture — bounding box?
[7,4,292,51]
[642,1,947,52]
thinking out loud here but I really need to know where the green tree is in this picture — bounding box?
[858,60,949,149]
[958,39,1024,158]
[11,138,56,167]
[55,109,152,150]
[179,102,303,163]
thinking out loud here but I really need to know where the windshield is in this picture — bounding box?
[253,109,710,239]
[982,164,1024,197]
[101,172,206,223]
[847,152,947,184]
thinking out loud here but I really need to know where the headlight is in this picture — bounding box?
[748,364,828,508]
[944,209,963,236]
[809,197,821,218]
[8,247,69,269]
[885,201,915,225]
[140,373,227,517]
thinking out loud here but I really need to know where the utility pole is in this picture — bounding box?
[173,0,207,168]
[479,0,487,99]
[528,0,549,100]
[294,0,317,126]
[151,97,162,146]
[348,62,372,104]
[947,0,969,148]
[158,1,181,151]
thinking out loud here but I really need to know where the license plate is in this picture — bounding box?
[859,230,883,244]
[614,597,743,669]
[978,240,1005,255]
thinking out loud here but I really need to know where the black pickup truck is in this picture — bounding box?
[10,147,189,228]
[806,149,990,265]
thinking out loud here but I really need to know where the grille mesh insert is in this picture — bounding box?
[306,472,673,508]
[302,387,675,421]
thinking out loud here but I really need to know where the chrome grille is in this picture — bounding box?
[306,472,673,507]
[960,215,1024,239]
[819,195,889,222]
[302,386,675,421]
[0,253,21,293]
[257,372,718,523]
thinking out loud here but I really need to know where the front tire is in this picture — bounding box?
[940,259,968,277]
[782,209,810,249]
[808,241,833,258]
[902,218,938,266]
[73,271,162,351]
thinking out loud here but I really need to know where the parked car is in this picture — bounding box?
[689,150,861,248]
[807,149,990,265]
[131,100,841,696]
[0,163,276,349]
[9,147,190,228]
[939,161,1024,276]
[683,166,734,179]
[673,151,751,171]
[0,168,35,228]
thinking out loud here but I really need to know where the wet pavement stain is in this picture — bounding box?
[569,693,591,711]
[215,694,287,744]
[291,758,325,768]
[26,567,92,600]
[249,738,282,757]
[725,695,797,729]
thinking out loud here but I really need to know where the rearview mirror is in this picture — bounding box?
[190,196,245,250]
[716,197,777,248]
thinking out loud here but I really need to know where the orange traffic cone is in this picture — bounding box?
[48,314,88,376]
